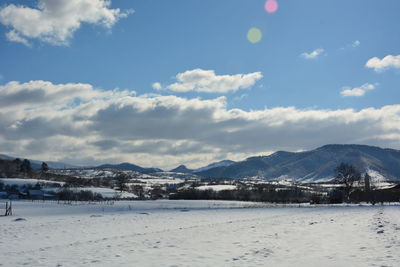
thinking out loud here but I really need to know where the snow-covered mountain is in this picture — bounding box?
[196,144,400,182]
[3,144,400,182]
[169,160,236,174]
[194,160,236,173]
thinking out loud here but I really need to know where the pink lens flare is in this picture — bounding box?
[265,0,278,14]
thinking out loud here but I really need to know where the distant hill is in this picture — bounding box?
[169,160,236,174]
[170,165,193,173]
[194,160,235,173]
[95,162,163,174]
[196,144,400,182]
[3,144,400,182]
[0,154,77,170]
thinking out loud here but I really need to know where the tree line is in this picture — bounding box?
[170,163,399,204]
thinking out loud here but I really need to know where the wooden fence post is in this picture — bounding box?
[4,201,12,216]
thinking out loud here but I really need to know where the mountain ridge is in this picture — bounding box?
[2,144,400,181]
[95,162,163,173]
[196,144,400,182]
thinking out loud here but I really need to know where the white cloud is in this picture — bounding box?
[164,69,263,93]
[152,82,162,90]
[300,48,324,59]
[0,80,133,109]
[339,40,361,51]
[340,83,377,97]
[0,0,132,46]
[366,55,400,72]
[232,94,248,102]
[5,30,31,46]
[1,80,400,169]
[352,40,360,47]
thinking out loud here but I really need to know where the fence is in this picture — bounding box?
[3,201,12,216]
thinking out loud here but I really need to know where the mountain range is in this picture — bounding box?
[95,163,163,174]
[195,144,400,182]
[2,144,400,182]
[169,160,235,174]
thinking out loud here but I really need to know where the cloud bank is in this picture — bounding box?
[1,80,399,169]
[0,0,132,46]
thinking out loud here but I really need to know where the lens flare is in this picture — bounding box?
[265,0,278,14]
[247,27,262,43]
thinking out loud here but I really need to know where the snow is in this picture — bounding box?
[0,179,136,199]
[0,178,64,186]
[1,200,399,266]
[49,169,199,182]
[196,184,237,191]
[49,169,135,179]
[367,169,387,183]
[365,169,397,189]
[77,187,137,199]
[131,178,184,185]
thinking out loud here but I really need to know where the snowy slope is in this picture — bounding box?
[195,184,237,191]
[0,178,65,186]
[0,201,399,266]
[197,144,400,182]
[194,160,235,172]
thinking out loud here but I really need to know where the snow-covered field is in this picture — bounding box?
[1,200,399,266]
[0,178,64,186]
[72,187,137,199]
[195,184,237,191]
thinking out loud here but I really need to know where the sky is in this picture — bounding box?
[0,0,399,169]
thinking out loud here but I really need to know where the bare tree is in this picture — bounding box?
[334,163,361,202]
[115,172,129,192]
[131,184,145,199]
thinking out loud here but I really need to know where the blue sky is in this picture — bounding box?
[0,0,399,168]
